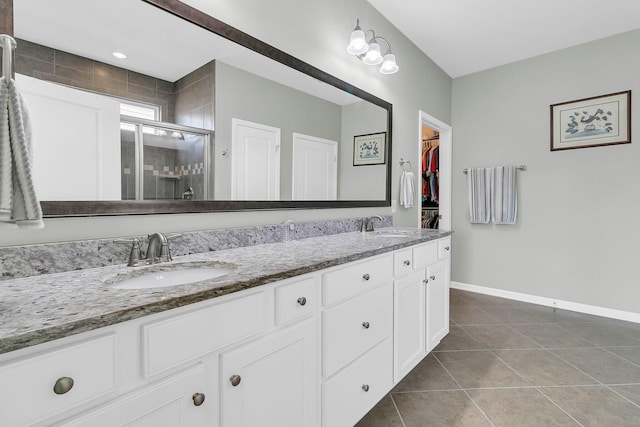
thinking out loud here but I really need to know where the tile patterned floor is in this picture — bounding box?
[355,289,640,427]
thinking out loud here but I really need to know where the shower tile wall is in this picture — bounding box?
[15,39,176,122]
[174,60,215,199]
[174,60,215,130]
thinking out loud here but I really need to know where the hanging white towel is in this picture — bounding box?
[399,170,415,208]
[466,167,492,224]
[492,165,517,225]
[0,76,43,228]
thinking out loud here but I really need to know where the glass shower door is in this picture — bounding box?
[121,118,211,200]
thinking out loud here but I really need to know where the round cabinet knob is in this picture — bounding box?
[362,321,370,329]
[362,273,370,281]
[362,384,370,392]
[297,297,307,306]
[192,393,206,407]
[403,260,411,266]
[423,279,429,285]
[430,275,436,281]
[53,377,74,395]
[230,375,242,387]
[445,246,450,251]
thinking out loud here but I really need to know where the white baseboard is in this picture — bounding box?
[451,281,640,324]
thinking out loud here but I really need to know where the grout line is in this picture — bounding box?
[606,386,640,410]
[599,346,640,369]
[535,386,585,426]
[432,352,496,427]
[389,394,407,427]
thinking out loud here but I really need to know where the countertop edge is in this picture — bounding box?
[0,230,452,355]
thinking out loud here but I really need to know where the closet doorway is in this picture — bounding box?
[418,111,451,230]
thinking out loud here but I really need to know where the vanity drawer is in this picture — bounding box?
[393,248,414,277]
[275,275,318,325]
[412,241,439,269]
[142,291,268,377]
[0,334,117,427]
[438,236,452,259]
[322,254,393,306]
[322,338,393,427]
[323,283,392,377]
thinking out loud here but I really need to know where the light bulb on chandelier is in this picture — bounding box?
[346,19,399,74]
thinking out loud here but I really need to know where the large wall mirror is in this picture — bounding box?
[9,0,392,216]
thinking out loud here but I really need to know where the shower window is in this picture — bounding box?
[120,116,211,201]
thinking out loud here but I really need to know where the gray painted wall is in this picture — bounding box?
[451,29,640,313]
[339,102,387,200]
[214,61,342,200]
[2,0,451,246]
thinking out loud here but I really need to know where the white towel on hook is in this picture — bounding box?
[0,76,43,228]
[492,165,518,225]
[399,170,415,208]
[466,167,492,224]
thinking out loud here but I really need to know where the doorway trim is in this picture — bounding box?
[418,111,452,230]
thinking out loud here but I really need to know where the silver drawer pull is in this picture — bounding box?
[362,273,370,281]
[192,393,206,407]
[423,279,429,285]
[230,375,241,387]
[430,275,436,281]
[53,377,74,395]
[362,321,370,329]
[403,260,411,266]
[445,246,450,251]
[297,297,307,306]
[362,384,370,392]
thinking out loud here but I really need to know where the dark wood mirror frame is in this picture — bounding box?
[1,0,392,217]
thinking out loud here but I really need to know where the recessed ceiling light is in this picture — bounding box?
[112,52,127,59]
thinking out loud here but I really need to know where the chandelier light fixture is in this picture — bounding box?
[346,19,399,74]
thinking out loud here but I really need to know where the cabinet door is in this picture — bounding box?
[426,260,450,352]
[393,270,426,382]
[59,364,208,427]
[221,318,318,427]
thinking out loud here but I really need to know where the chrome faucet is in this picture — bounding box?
[365,215,384,232]
[146,232,171,264]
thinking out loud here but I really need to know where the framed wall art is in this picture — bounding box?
[550,90,631,151]
[353,132,386,166]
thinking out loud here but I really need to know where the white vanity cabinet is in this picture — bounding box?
[220,318,318,427]
[320,254,394,427]
[393,237,451,381]
[1,234,452,427]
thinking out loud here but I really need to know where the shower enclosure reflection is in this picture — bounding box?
[120,118,210,201]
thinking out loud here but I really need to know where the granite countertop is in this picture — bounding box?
[0,228,452,354]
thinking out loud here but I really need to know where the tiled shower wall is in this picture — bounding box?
[15,39,176,122]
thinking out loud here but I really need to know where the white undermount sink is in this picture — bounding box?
[106,261,236,290]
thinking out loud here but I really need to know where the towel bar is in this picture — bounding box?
[0,34,17,79]
[463,165,527,174]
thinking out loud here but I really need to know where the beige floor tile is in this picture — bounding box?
[602,346,640,367]
[461,324,541,349]
[556,322,640,346]
[468,388,580,426]
[433,326,485,351]
[450,306,504,325]
[541,386,640,426]
[355,394,404,427]
[510,323,595,348]
[610,384,640,406]
[495,349,598,386]
[393,390,492,427]
[551,347,640,384]
[434,350,530,389]
[483,306,550,324]
[393,353,460,392]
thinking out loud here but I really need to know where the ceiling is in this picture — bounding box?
[366,0,640,78]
